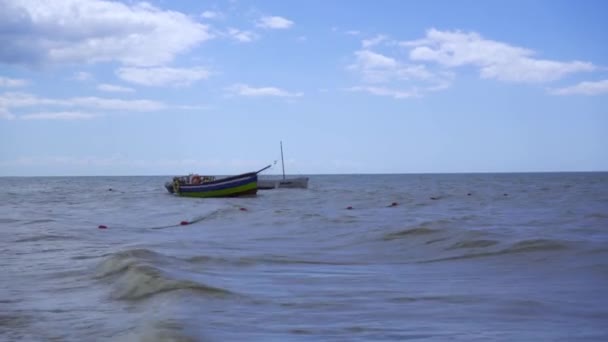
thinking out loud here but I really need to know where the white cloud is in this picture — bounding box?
[346,28,600,99]
[176,104,214,110]
[403,29,595,83]
[97,84,135,93]
[20,111,97,120]
[362,35,388,48]
[73,71,93,82]
[353,50,398,69]
[549,79,608,96]
[349,49,449,85]
[227,84,303,97]
[347,86,419,99]
[0,91,208,120]
[0,92,166,117]
[256,16,294,29]
[116,67,210,87]
[0,0,213,67]
[0,76,27,87]
[0,92,63,108]
[346,30,361,36]
[227,28,258,43]
[62,97,165,111]
[201,10,223,19]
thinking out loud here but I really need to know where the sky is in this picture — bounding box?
[0,0,607,176]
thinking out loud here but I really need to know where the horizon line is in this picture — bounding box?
[1,170,607,178]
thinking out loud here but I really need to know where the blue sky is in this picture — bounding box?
[1,0,607,176]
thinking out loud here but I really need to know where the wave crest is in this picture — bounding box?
[446,239,499,250]
[96,248,232,300]
[383,227,440,240]
[15,234,78,243]
[423,238,571,263]
[504,239,568,253]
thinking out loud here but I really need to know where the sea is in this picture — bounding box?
[1,173,607,341]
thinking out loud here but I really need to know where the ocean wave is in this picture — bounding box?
[110,264,230,300]
[96,248,163,277]
[14,234,78,243]
[588,212,608,219]
[389,295,485,304]
[71,254,104,260]
[21,219,56,225]
[446,239,499,250]
[382,217,479,241]
[255,257,359,266]
[185,254,358,267]
[583,245,608,255]
[504,239,568,253]
[422,238,570,263]
[96,248,232,301]
[383,227,441,240]
[424,237,449,245]
[0,313,32,331]
[114,320,199,342]
[184,255,256,267]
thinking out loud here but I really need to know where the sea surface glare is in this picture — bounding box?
[1,173,607,341]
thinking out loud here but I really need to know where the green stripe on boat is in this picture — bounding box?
[178,181,257,198]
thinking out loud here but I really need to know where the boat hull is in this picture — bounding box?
[167,172,258,198]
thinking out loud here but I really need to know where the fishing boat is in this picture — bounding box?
[258,141,309,190]
[165,165,270,198]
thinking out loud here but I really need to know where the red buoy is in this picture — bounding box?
[98,225,108,229]
[180,221,189,225]
[239,207,247,211]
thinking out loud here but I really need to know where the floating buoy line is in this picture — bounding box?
[97,192,508,228]
[97,207,249,230]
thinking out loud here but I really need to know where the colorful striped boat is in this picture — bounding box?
[165,165,271,198]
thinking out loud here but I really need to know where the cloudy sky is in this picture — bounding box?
[1,0,607,176]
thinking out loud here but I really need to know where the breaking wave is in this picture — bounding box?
[96,248,232,301]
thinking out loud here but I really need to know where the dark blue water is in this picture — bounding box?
[1,173,607,341]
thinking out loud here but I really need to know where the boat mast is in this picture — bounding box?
[280,141,286,180]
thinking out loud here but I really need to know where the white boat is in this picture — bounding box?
[258,177,309,190]
[258,141,309,190]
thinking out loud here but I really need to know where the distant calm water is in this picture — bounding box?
[1,173,607,341]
